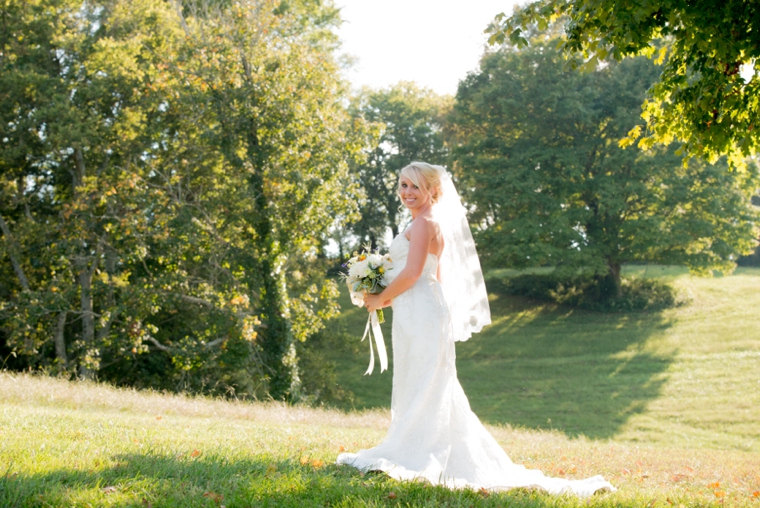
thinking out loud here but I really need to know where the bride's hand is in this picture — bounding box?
[363,293,383,313]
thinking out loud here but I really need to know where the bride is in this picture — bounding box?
[336,162,615,497]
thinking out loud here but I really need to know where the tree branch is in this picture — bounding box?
[147,336,172,352]
[54,311,68,366]
[0,213,30,291]
[171,0,191,35]
[205,337,226,348]
[177,294,215,307]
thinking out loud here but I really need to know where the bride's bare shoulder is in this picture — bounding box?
[410,214,441,242]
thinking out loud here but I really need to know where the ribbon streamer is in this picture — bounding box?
[361,310,388,375]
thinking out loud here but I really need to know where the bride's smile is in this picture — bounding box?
[399,175,430,213]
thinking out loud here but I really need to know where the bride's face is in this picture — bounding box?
[399,175,430,210]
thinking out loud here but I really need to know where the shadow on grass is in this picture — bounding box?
[0,452,624,507]
[321,279,676,442]
[456,291,676,441]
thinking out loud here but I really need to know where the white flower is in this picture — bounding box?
[367,253,383,266]
[348,258,370,278]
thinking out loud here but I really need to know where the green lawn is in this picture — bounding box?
[2,374,759,507]
[327,266,760,452]
[2,266,759,507]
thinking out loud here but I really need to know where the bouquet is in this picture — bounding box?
[342,247,392,374]
[344,249,393,323]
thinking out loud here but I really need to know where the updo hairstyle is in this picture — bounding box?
[398,162,443,204]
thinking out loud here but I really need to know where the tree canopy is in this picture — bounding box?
[487,0,760,169]
[0,0,368,400]
[345,83,450,249]
[449,40,760,293]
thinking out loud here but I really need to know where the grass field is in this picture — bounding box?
[328,266,760,452]
[2,374,759,507]
[2,266,759,506]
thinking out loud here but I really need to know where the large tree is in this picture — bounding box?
[0,0,367,400]
[162,0,368,399]
[0,0,185,379]
[449,41,760,295]
[487,0,760,169]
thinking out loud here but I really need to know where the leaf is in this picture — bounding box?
[203,491,224,504]
[387,492,397,499]
[190,449,201,458]
[579,55,599,73]
[102,486,118,494]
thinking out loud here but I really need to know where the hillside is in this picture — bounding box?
[1,373,759,507]
[2,267,759,506]
[326,267,760,452]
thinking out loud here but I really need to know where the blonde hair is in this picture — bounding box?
[397,162,442,204]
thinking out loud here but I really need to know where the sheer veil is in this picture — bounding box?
[429,164,491,342]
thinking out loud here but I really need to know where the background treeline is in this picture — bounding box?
[1,0,758,402]
[0,0,370,400]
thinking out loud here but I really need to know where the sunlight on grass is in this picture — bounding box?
[2,373,759,507]
[327,266,760,454]
[2,266,759,506]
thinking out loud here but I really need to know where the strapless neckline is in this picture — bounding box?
[398,234,439,262]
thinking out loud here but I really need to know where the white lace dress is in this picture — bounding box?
[336,234,615,497]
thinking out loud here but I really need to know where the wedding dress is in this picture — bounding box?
[336,232,615,497]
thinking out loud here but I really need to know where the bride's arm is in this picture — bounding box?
[364,219,433,313]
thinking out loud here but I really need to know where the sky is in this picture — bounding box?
[335,0,523,96]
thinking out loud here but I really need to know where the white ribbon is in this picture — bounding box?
[361,310,388,375]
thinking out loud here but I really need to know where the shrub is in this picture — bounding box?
[498,273,679,312]
[296,328,354,406]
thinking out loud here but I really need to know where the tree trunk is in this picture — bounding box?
[242,113,299,401]
[96,250,118,342]
[259,260,299,400]
[0,214,30,291]
[54,311,68,368]
[78,255,99,379]
[387,202,399,237]
[608,262,622,298]
[71,146,99,378]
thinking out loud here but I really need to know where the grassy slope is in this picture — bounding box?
[2,266,759,506]
[2,374,759,507]
[327,267,760,452]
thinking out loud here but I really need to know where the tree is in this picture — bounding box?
[347,83,450,248]
[487,0,760,169]
[162,0,369,399]
[448,41,760,295]
[0,0,368,400]
[0,0,186,378]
